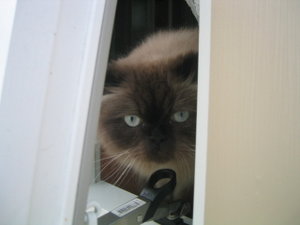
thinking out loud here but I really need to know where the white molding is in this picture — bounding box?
[0,0,17,102]
[73,1,117,225]
[193,0,212,224]
[0,0,115,224]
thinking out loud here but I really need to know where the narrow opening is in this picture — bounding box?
[96,0,198,222]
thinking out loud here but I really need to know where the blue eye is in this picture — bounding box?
[124,115,141,127]
[173,111,189,122]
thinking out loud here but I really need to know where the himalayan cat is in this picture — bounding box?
[98,28,198,201]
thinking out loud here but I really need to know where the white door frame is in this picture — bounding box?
[0,0,116,224]
[194,0,212,224]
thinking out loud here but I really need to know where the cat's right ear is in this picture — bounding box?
[172,53,198,83]
[103,63,124,94]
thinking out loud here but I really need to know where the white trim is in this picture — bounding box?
[73,1,117,225]
[0,0,114,225]
[193,0,212,224]
[0,0,17,102]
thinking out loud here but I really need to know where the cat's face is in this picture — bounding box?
[99,53,197,171]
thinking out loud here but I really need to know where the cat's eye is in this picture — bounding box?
[173,111,190,122]
[124,115,141,127]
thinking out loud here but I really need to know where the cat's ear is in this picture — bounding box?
[173,53,198,83]
[104,62,124,94]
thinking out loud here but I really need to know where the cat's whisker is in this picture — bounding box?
[180,154,189,178]
[175,150,192,178]
[94,152,130,182]
[101,154,131,182]
[100,163,123,182]
[114,158,136,186]
[94,150,129,162]
[130,151,143,159]
[182,149,195,154]
[175,152,183,172]
[94,171,101,183]
[183,154,191,177]
[119,165,136,187]
[101,168,121,182]
[100,151,129,170]
[179,142,196,153]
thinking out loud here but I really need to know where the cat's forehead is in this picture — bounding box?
[127,74,194,118]
[128,75,175,117]
[104,63,197,119]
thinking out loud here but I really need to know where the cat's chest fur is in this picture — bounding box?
[99,28,198,200]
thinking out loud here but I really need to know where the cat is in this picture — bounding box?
[98,28,198,201]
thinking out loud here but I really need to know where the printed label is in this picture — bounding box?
[111,198,146,217]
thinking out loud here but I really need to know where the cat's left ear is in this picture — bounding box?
[173,53,198,83]
[102,62,126,95]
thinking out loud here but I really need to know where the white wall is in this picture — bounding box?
[0,1,62,224]
[205,0,300,224]
[0,0,17,101]
[0,1,109,225]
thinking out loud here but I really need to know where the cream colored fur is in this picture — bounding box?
[117,28,198,68]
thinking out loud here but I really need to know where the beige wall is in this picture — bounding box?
[205,0,300,224]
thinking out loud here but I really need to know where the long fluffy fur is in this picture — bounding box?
[98,28,198,200]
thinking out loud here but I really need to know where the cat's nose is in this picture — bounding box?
[150,135,166,145]
[150,128,167,145]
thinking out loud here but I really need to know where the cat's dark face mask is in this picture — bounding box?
[99,53,197,164]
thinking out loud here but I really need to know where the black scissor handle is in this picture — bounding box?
[140,169,176,222]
